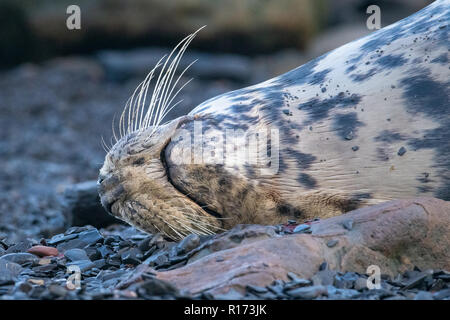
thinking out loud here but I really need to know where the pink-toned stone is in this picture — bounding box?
[157,197,450,295]
[27,245,59,257]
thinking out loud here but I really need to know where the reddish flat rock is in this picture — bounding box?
[157,197,450,295]
[27,245,59,257]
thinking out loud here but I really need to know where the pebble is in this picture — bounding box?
[414,291,433,300]
[27,245,59,257]
[433,288,450,300]
[67,260,95,272]
[354,277,369,291]
[397,146,407,156]
[246,284,268,294]
[0,253,39,266]
[326,239,338,247]
[175,234,200,255]
[293,224,310,233]
[342,219,354,231]
[64,248,90,262]
[57,229,103,251]
[5,240,35,254]
[287,285,327,299]
[311,270,336,286]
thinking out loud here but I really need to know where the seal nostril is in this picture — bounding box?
[97,173,107,186]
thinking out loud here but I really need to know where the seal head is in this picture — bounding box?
[98,116,222,240]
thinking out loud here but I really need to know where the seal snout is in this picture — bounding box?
[97,174,124,215]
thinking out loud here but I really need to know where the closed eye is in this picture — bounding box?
[133,157,145,166]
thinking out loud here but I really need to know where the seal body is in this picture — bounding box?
[99,1,449,239]
[165,0,449,225]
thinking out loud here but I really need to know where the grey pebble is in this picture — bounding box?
[64,248,90,262]
[397,146,407,156]
[342,219,354,230]
[287,285,327,299]
[326,239,338,247]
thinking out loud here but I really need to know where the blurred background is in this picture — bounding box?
[0,0,432,241]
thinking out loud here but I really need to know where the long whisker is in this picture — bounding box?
[109,26,205,147]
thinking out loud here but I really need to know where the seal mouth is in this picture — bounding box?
[97,175,124,215]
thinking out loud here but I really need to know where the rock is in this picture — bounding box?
[0,260,22,285]
[48,284,67,298]
[137,236,154,253]
[64,249,90,262]
[188,224,277,263]
[293,224,310,233]
[175,234,200,255]
[246,284,268,294]
[286,285,327,299]
[397,146,407,156]
[62,181,123,229]
[326,239,339,247]
[326,286,359,299]
[401,271,431,290]
[47,233,78,246]
[93,259,106,270]
[27,245,59,257]
[67,260,95,273]
[56,229,103,251]
[433,289,450,300]
[157,198,450,295]
[342,219,353,230]
[144,251,169,268]
[130,278,179,298]
[116,264,156,289]
[354,277,368,291]
[414,291,433,300]
[312,270,337,286]
[121,248,142,265]
[5,239,35,254]
[0,253,38,266]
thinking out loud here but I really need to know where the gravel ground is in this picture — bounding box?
[0,223,449,300]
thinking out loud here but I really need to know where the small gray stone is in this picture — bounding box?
[64,249,90,262]
[397,146,407,156]
[312,270,337,286]
[144,251,169,267]
[175,234,200,255]
[0,253,38,266]
[246,284,268,294]
[5,239,36,254]
[414,291,433,300]
[293,224,310,233]
[354,277,368,291]
[67,260,95,272]
[326,239,338,248]
[0,260,23,285]
[342,219,354,230]
[287,285,327,299]
[433,288,450,300]
[345,131,354,140]
[48,284,68,297]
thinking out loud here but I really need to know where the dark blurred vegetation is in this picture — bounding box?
[0,0,431,69]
